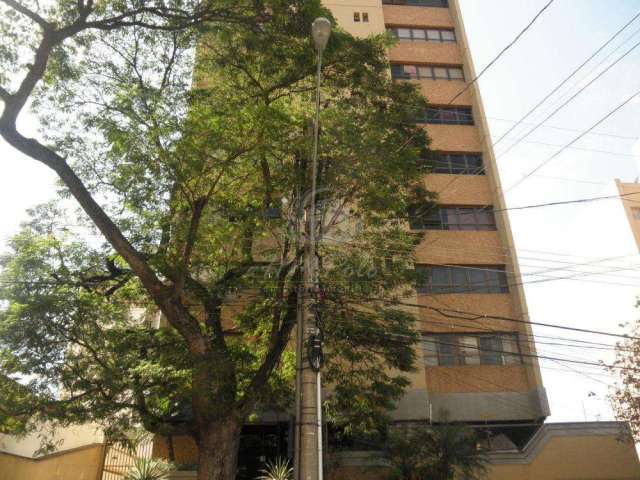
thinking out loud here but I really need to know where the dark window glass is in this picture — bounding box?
[479,336,501,365]
[409,206,496,231]
[389,27,456,42]
[424,152,484,175]
[354,12,360,22]
[362,12,369,22]
[422,333,522,366]
[390,64,406,79]
[383,0,449,7]
[391,64,463,81]
[415,265,508,294]
[437,336,456,365]
[468,268,489,293]
[450,268,467,293]
[419,107,473,125]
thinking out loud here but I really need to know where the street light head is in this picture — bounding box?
[311,17,331,52]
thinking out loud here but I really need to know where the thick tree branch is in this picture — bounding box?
[0,0,51,29]
[0,125,207,354]
[240,280,299,413]
[174,197,206,296]
[0,86,9,102]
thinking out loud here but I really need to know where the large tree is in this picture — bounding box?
[0,1,432,479]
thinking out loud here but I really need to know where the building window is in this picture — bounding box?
[409,206,496,231]
[354,12,360,22]
[423,152,484,175]
[388,27,456,42]
[416,265,509,294]
[391,64,464,81]
[417,106,473,125]
[362,12,369,22]
[383,0,449,7]
[422,333,522,366]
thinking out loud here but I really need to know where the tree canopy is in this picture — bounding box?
[0,1,433,478]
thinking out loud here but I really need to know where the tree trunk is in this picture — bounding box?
[196,418,243,480]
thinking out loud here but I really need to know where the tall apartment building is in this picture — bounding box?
[325,0,548,446]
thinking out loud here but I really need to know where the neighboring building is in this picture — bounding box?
[616,179,640,251]
[0,424,104,480]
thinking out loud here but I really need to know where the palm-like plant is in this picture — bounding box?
[125,458,174,480]
[256,457,293,480]
[383,423,487,480]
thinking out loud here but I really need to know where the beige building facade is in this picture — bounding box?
[328,0,548,432]
[321,0,640,479]
[616,179,640,251]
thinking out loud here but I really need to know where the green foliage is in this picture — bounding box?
[125,458,175,480]
[256,457,293,480]
[382,423,488,480]
[122,430,175,480]
[0,0,434,466]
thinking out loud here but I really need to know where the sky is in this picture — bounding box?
[0,0,639,425]
[458,0,640,422]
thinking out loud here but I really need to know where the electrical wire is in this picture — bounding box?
[488,117,638,141]
[321,236,640,283]
[419,336,631,371]
[496,38,640,161]
[503,87,640,192]
[491,8,640,147]
[333,293,639,340]
[447,0,556,104]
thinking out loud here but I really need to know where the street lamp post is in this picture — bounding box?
[296,16,331,480]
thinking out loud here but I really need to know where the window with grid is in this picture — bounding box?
[423,152,484,175]
[388,27,456,42]
[416,265,508,294]
[391,64,464,81]
[383,0,449,7]
[422,333,522,366]
[409,206,496,231]
[418,106,473,125]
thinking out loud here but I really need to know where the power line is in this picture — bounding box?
[447,0,556,104]
[503,87,640,192]
[336,293,639,340]
[336,299,631,355]
[497,189,640,211]
[496,38,640,161]
[499,137,635,158]
[488,117,638,141]
[321,236,640,283]
[491,8,640,147]
[532,21,640,125]
[531,174,608,186]
[421,337,633,372]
